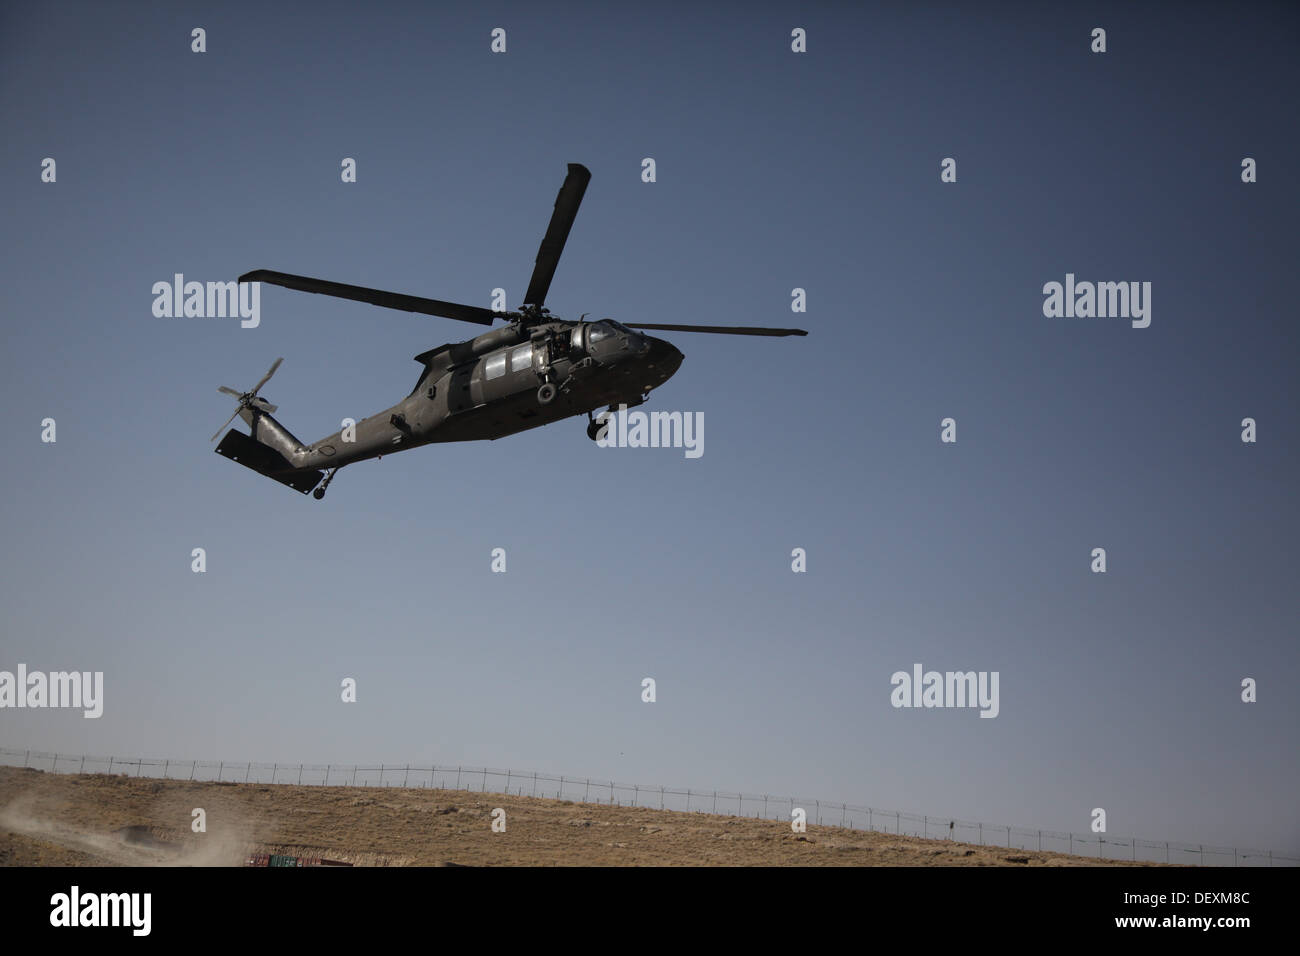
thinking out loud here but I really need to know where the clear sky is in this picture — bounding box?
[1,0,1296,855]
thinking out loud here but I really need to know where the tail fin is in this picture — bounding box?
[215,423,324,495]
[212,358,323,495]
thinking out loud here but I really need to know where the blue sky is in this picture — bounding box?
[1,0,1297,855]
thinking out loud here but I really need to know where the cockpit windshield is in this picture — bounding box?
[587,319,647,353]
[587,321,617,344]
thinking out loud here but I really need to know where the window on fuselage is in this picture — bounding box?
[511,343,533,372]
[485,352,507,380]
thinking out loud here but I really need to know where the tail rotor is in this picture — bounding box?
[212,357,283,441]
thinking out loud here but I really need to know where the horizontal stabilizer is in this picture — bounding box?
[215,429,324,495]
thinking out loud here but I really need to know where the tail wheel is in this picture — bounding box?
[537,383,557,405]
[312,467,338,501]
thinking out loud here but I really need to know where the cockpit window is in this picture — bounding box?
[587,321,616,345]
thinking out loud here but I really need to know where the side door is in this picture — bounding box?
[477,349,511,404]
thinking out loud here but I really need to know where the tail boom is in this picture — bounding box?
[215,409,324,495]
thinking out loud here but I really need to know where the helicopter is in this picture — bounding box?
[214,163,807,499]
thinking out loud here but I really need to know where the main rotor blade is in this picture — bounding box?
[240,270,500,326]
[211,408,241,442]
[217,386,243,398]
[626,323,808,337]
[250,357,283,395]
[523,163,591,307]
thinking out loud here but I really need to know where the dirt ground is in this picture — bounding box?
[0,766,1160,866]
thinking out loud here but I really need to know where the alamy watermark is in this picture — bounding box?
[890,663,999,718]
[0,664,103,718]
[595,405,703,459]
[50,886,150,936]
[151,274,259,328]
[1042,273,1151,328]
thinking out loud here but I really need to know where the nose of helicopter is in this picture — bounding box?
[643,336,683,384]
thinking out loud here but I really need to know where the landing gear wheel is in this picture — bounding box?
[313,467,338,501]
[537,382,557,405]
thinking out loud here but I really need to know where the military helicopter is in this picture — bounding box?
[214,164,807,499]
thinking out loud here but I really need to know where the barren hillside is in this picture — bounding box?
[0,766,1158,866]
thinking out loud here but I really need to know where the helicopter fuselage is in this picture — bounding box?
[243,318,683,474]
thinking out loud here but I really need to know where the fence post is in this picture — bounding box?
[687,790,692,811]
[634,785,638,807]
[24,750,29,768]
[560,776,564,800]
[868,807,872,830]
[713,791,718,814]
[326,764,331,785]
[923,815,927,838]
[190,760,196,781]
[481,768,487,791]
[532,772,537,797]
[79,755,85,773]
[979,823,983,845]
[1069,833,1072,854]
[764,795,769,819]
[299,764,303,785]
[895,811,899,833]
[817,800,821,826]
[351,765,357,787]
[506,770,511,792]
[1007,826,1011,848]
[456,766,462,790]
[610,780,614,805]
[163,759,168,779]
[1038,830,1042,852]
[1199,844,1204,866]
[52,754,59,772]
[660,786,664,810]
[245,762,251,783]
[108,756,113,774]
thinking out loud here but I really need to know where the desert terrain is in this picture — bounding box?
[0,766,1159,866]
